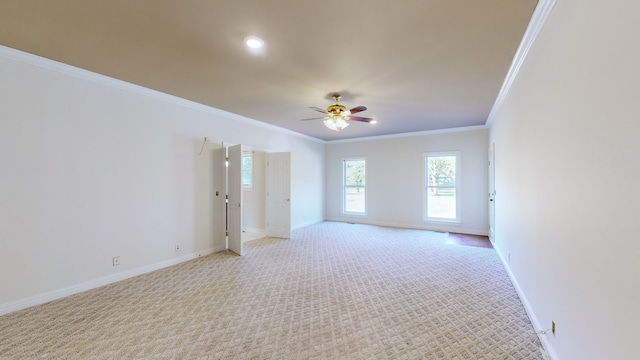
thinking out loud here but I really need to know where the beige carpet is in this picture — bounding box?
[0,222,544,359]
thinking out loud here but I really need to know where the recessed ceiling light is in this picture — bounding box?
[244,36,264,49]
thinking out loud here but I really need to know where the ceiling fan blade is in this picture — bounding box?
[300,116,326,121]
[349,106,367,114]
[348,116,374,123]
[310,107,327,114]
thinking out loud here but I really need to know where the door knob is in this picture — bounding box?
[236,203,241,207]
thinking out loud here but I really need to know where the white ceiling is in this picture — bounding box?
[0,0,537,141]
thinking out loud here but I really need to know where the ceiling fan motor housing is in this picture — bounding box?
[327,104,349,116]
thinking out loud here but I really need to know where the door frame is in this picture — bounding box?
[222,144,292,254]
[488,142,496,243]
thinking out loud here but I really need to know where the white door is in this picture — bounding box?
[488,143,496,243]
[266,152,291,238]
[228,144,243,255]
[212,145,227,251]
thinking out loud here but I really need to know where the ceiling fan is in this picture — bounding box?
[302,94,376,131]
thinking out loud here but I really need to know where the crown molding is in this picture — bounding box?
[485,0,558,127]
[326,125,488,144]
[0,45,324,144]
[0,0,557,146]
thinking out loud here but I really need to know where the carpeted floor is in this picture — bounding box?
[0,222,544,359]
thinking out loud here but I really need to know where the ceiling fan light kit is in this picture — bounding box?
[303,94,375,131]
[324,115,350,131]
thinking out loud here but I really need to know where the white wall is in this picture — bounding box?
[325,128,488,235]
[489,0,640,359]
[0,47,325,312]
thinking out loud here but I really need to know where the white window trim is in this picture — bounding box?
[342,157,367,216]
[422,151,462,223]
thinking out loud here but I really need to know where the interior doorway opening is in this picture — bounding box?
[222,143,291,256]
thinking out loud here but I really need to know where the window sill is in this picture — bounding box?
[424,218,461,224]
[342,212,367,217]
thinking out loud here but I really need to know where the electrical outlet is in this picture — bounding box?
[508,252,511,262]
[112,256,120,266]
[552,321,556,335]
[204,137,209,142]
[175,243,181,251]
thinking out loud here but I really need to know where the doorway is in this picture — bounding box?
[488,143,496,243]
[224,145,291,255]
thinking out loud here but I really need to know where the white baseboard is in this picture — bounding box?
[242,227,265,235]
[292,219,323,231]
[495,250,559,360]
[211,245,227,253]
[0,248,217,316]
[324,217,488,236]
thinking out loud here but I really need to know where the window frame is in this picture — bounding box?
[342,157,367,216]
[423,151,461,223]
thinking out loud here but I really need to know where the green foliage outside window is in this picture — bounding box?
[345,160,365,187]
[242,153,252,187]
[427,156,455,195]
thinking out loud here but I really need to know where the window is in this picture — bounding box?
[424,152,460,222]
[343,158,366,214]
[242,151,252,189]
